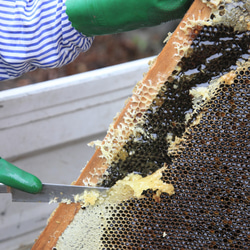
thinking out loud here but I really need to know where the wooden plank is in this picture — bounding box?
[32,1,212,249]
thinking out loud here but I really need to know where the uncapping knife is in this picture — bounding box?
[0,183,109,203]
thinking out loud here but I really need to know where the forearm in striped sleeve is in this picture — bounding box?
[0,0,94,81]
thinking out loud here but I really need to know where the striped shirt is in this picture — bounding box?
[0,0,94,81]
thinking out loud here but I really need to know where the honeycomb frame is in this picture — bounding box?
[32,0,249,249]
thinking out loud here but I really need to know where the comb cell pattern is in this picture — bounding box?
[99,67,249,249]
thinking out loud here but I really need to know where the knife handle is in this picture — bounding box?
[0,158,42,194]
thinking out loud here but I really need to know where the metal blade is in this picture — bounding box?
[1,183,109,203]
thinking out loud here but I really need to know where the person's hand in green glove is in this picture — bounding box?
[66,0,193,36]
[0,158,42,194]
[0,0,193,80]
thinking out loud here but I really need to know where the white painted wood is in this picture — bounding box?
[0,56,154,160]
[0,136,101,250]
[0,56,154,250]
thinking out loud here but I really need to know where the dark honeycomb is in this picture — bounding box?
[99,66,250,249]
[99,25,250,187]
[93,22,250,249]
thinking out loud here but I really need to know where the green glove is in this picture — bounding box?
[0,158,42,194]
[65,0,193,36]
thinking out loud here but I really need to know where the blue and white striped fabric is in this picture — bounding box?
[0,0,94,81]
